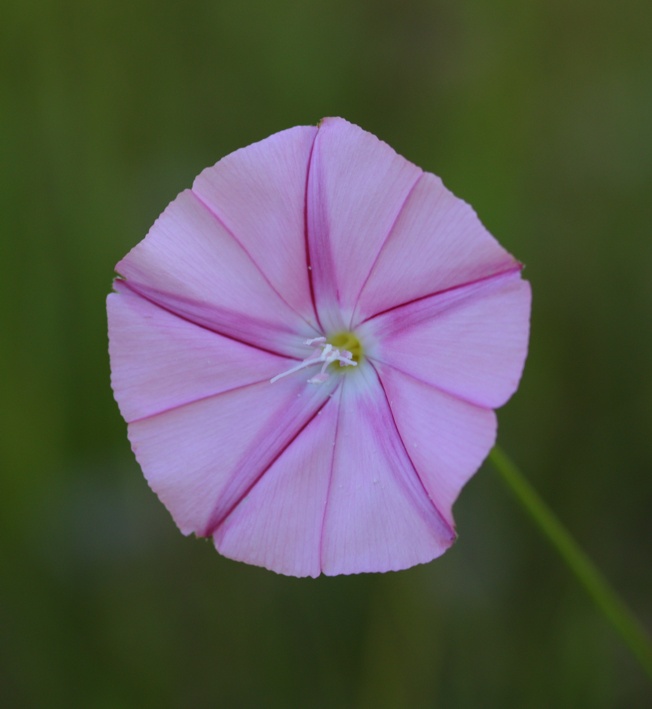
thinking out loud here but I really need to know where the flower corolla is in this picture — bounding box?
[107,118,531,577]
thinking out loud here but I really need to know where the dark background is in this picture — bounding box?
[2,0,651,706]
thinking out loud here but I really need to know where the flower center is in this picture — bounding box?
[270,332,363,385]
[327,331,363,363]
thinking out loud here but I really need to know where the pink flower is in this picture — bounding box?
[107,117,530,577]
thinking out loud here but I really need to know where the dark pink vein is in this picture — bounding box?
[366,356,493,411]
[349,170,424,329]
[358,263,523,327]
[115,278,302,362]
[203,389,337,538]
[189,189,320,336]
[318,383,344,573]
[303,127,324,332]
[127,377,276,425]
[368,360,456,540]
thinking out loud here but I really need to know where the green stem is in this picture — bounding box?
[489,445,652,680]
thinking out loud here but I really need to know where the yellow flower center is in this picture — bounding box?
[269,333,362,385]
[327,331,363,365]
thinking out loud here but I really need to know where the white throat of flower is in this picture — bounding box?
[270,337,357,385]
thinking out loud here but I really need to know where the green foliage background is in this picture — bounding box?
[2,0,651,706]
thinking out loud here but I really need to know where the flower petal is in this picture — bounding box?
[361,270,531,408]
[116,190,317,356]
[126,375,337,538]
[374,363,497,527]
[320,367,456,576]
[107,283,298,423]
[192,125,319,326]
[354,172,521,322]
[214,394,339,578]
[306,118,422,331]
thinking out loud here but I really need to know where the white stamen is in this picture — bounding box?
[270,337,357,385]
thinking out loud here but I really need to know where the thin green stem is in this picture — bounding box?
[489,445,652,680]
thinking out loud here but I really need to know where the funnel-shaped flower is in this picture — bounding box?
[108,118,530,577]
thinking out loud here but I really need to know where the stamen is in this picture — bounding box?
[270,337,358,385]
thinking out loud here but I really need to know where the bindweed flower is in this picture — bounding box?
[107,118,531,577]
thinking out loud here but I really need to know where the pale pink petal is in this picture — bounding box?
[192,126,318,325]
[373,363,497,527]
[127,375,337,538]
[116,190,318,356]
[320,368,455,576]
[306,117,422,331]
[107,284,297,423]
[361,270,531,408]
[354,172,520,322]
[214,395,339,578]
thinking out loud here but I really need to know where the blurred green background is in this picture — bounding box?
[2,0,651,706]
